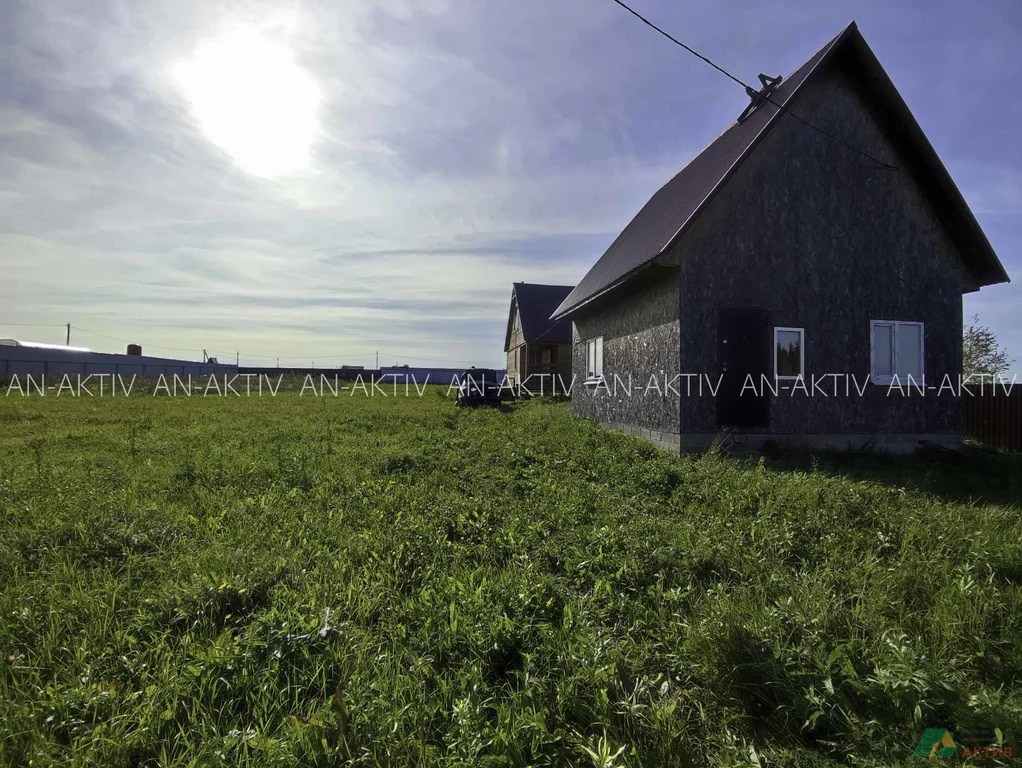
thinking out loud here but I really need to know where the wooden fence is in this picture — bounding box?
[961,388,1022,452]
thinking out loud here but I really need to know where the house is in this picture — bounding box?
[551,22,1009,453]
[504,282,574,388]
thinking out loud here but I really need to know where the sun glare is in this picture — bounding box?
[174,28,321,177]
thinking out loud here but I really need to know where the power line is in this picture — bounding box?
[609,0,897,170]
[273,353,376,361]
[763,99,896,170]
[209,351,377,362]
[68,326,492,367]
[379,352,487,365]
[610,0,747,89]
[0,322,66,328]
[72,326,202,354]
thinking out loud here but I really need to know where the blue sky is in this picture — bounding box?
[1,0,1018,369]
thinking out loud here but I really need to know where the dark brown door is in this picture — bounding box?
[716,307,770,428]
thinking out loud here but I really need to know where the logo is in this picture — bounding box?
[913,727,1015,759]
[914,729,957,758]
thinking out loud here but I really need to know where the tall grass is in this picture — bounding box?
[0,391,1018,766]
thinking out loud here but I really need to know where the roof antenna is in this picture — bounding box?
[737,73,783,123]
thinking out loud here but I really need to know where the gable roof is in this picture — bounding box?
[505,283,574,351]
[552,22,1008,319]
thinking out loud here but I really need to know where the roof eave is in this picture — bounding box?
[551,262,658,320]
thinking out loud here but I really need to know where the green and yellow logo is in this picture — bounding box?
[914,729,957,758]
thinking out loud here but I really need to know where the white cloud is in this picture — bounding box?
[1,0,1019,369]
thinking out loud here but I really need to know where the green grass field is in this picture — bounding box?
[1,388,1020,766]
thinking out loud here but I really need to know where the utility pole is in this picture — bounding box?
[236,351,239,367]
[66,323,70,346]
[276,357,279,368]
[376,350,379,369]
[203,349,207,363]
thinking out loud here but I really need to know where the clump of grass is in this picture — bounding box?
[0,392,1019,766]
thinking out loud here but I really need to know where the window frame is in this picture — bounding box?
[773,326,805,381]
[585,336,604,384]
[870,319,924,385]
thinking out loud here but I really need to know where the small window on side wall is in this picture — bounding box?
[774,327,804,380]
[585,336,603,382]
[871,320,924,384]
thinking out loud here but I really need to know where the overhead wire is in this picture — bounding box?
[7,10,891,371]
[609,0,897,170]
[71,326,203,355]
[0,322,67,328]
[66,326,492,367]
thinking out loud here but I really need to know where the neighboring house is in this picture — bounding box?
[551,22,1009,453]
[504,283,574,388]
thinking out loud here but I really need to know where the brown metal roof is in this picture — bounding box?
[504,282,574,351]
[552,22,1008,319]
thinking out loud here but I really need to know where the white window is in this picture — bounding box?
[871,320,924,384]
[774,327,804,380]
[585,336,603,382]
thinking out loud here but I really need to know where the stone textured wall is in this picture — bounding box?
[570,269,680,434]
[672,63,966,436]
[566,59,970,442]
[602,421,682,454]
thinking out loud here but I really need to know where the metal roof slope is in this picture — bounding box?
[552,21,1008,318]
[504,283,575,351]
[551,24,851,320]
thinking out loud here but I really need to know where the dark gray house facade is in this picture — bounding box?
[552,23,1009,453]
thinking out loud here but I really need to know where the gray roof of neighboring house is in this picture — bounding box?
[552,21,1008,319]
[505,283,574,351]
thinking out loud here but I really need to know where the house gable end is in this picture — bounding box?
[554,23,1007,320]
[827,34,1008,289]
[504,290,521,353]
[671,56,969,436]
[510,283,574,345]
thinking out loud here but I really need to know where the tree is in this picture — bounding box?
[963,315,1013,378]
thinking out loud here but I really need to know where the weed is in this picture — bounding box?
[0,392,1019,766]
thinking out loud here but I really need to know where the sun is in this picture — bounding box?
[173,28,321,177]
